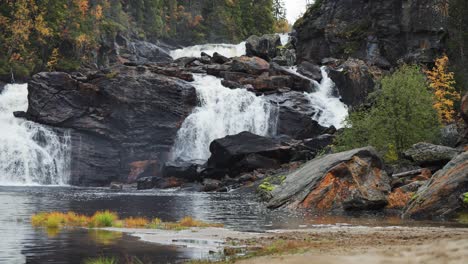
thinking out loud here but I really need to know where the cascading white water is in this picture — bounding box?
[171,75,277,162]
[0,84,71,186]
[306,67,349,128]
[170,42,246,59]
[286,66,348,128]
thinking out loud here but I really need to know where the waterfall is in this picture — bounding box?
[286,66,348,129]
[170,42,246,59]
[171,75,277,162]
[0,84,71,186]
[306,67,349,128]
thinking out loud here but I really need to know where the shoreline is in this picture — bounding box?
[103,225,468,263]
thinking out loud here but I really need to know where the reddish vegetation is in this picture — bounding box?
[387,189,413,209]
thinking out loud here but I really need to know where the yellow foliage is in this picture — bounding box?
[94,5,104,20]
[47,48,59,71]
[425,55,460,123]
[274,19,290,33]
[76,0,89,16]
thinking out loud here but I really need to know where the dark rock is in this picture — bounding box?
[212,52,230,64]
[321,58,342,67]
[26,67,197,186]
[208,132,293,169]
[399,181,426,193]
[246,34,281,61]
[295,0,447,66]
[440,124,461,148]
[267,147,391,211]
[205,64,231,77]
[0,81,5,93]
[269,62,316,92]
[328,59,376,107]
[130,41,173,64]
[13,111,27,119]
[403,151,468,219]
[137,176,160,190]
[403,143,461,167]
[297,61,322,81]
[221,80,242,89]
[148,66,194,81]
[203,178,222,192]
[69,131,121,186]
[163,161,201,182]
[272,49,296,66]
[231,56,270,75]
[206,132,311,177]
[303,134,335,153]
[173,57,198,67]
[462,92,468,123]
[267,91,328,139]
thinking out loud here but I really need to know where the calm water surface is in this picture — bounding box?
[0,186,465,264]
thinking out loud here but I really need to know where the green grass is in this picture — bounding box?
[91,211,118,227]
[84,257,117,264]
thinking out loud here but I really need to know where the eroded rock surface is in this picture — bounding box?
[403,151,468,219]
[267,147,391,211]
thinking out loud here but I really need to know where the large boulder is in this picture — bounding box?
[295,0,447,66]
[328,59,376,107]
[267,147,392,211]
[207,132,308,177]
[403,151,468,219]
[26,66,197,186]
[404,143,461,167]
[246,34,282,61]
[231,56,270,75]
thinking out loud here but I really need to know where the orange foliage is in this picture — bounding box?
[76,0,89,16]
[386,189,412,209]
[124,217,149,228]
[425,55,461,123]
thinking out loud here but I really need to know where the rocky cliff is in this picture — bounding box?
[295,0,448,66]
[25,66,197,186]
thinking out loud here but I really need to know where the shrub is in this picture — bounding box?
[124,217,149,228]
[91,211,118,228]
[335,65,441,158]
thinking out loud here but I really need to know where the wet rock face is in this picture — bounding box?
[328,59,376,107]
[246,34,282,61]
[295,0,448,66]
[267,147,391,211]
[403,151,468,219]
[27,66,197,186]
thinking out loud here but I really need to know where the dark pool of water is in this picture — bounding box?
[0,186,465,264]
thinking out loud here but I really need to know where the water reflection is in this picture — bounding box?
[0,186,466,264]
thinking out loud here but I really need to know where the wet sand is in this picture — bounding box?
[108,226,468,263]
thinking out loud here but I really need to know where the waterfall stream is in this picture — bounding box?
[285,67,348,129]
[171,75,277,162]
[0,84,71,185]
[170,37,348,163]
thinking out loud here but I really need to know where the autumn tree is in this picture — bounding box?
[425,55,461,123]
